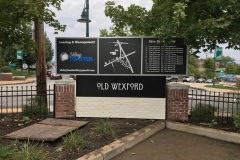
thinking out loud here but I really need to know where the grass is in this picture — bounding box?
[12,70,36,79]
[12,139,50,160]
[63,131,88,151]
[94,118,115,138]
[0,139,50,160]
[0,145,13,160]
[205,84,240,91]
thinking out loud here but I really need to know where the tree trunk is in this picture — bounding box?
[35,18,46,95]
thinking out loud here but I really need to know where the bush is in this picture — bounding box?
[0,66,12,73]
[22,96,49,117]
[190,103,217,122]
[94,118,115,138]
[233,112,240,132]
[63,131,88,151]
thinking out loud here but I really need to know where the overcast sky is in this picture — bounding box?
[45,0,240,63]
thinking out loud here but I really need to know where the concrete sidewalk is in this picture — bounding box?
[0,75,36,85]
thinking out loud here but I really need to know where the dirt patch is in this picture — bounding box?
[0,117,154,160]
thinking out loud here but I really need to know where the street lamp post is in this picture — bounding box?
[77,0,91,37]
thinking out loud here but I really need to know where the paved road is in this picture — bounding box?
[112,129,240,160]
[0,75,74,110]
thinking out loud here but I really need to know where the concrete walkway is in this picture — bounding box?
[78,121,240,160]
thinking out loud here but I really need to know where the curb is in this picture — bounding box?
[166,121,240,144]
[76,121,165,160]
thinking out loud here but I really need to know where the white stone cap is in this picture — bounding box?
[54,80,75,85]
[167,83,190,90]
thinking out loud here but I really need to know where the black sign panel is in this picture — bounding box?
[56,37,187,75]
[56,38,97,74]
[142,38,187,75]
[99,38,142,74]
[76,76,166,98]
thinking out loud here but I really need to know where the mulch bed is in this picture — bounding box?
[0,117,155,160]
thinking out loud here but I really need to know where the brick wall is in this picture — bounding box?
[76,97,166,119]
[0,73,12,81]
[236,78,240,89]
[55,81,75,118]
[166,83,189,121]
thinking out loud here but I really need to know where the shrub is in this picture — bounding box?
[233,112,240,132]
[22,96,49,117]
[0,58,5,69]
[63,131,88,151]
[94,118,115,137]
[190,103,217,122]
[12,139,50,160]
[0,66,12,73]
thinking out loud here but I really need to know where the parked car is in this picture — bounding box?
[50,73,62,80]
[196,78,205,83]
[70,75,76,80]
[166,76,178,82]
[182,76,195,83]
[206,79,213,83]
[46,70,51,77]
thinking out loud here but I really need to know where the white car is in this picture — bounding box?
[182,76,195,83]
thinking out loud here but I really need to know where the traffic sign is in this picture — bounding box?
[215,46,222,61]
[17,50,22,60]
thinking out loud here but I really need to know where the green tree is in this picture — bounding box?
[100,26,129,37]
[225,64,236,74]
[103,1,240,55]
[219,56,235,68]
[45,32,54,63]
[0,1,65,48]
[0,0,66,94]
[188,64,200,79]
[203,58,214,79]
[188,53,198,68]
[235,64,240,75]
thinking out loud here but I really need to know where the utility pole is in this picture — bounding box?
[35,18,46,95]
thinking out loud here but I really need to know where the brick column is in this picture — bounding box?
[236,76,240,89]
[55,80,75,118]
[166,83,189,121]
[0,73,13,81]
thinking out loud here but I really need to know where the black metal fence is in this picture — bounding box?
[189,89,240,124]
[0,85,55,120]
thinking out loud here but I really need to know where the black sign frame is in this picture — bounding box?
[56,37,187,76]
[76,76,166,98]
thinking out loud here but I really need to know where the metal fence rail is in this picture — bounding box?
[189,90,240,124]
[0,85,55,120]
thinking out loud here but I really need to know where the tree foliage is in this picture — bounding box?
[188,64,200,78]
[103,1,240,55]
[203,58,214,79]
[188,53,198,68]
[0,0,66,50]
[219,56,235,68]
[45,32,54,62]
[225,64,236,74]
